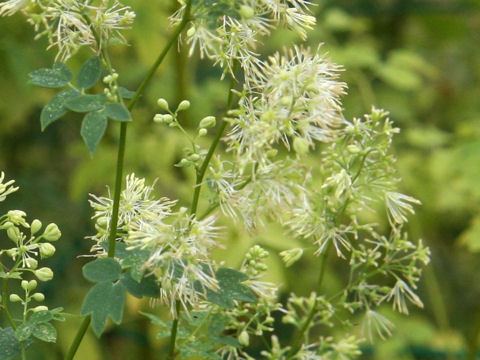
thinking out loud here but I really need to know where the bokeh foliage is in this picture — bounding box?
[1,0,480,359]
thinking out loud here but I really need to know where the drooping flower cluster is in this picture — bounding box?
[172,0,316,78]
[0,0,135,60]
[89,173,220,316]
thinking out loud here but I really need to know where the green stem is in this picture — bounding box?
[286,244,331,359]
[64,2,193,359]
[1,279,16,328]
[467,311,480,360]
[167,302,182,360]
[64,316,91,360]
[190,73,237,216]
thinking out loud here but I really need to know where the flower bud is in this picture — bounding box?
[35,267,54,282]
[157,98,169,111]
[198,128,208,137]
[28,280,38,291]
[5,249,16,258]
[163,114,174,124]
[7,226,21,243]
[239,5,255,19]
[31,219,42,235]
[43,223,61,242]
[21,280,29,291]
[39,243,56,258]
[199,116,216,129]
[186,27,196,37]
[32,293,45,302]
[25,258,38,269]
[177,100,190,112]
[8,210,28,226]
[347,145,361,154]
[9,294,22,303]
[293,137,310,155]
[238,331,250,346]
[32,306,48,312]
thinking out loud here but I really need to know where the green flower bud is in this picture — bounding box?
[186,27,196,37]
[239,5,255,19]
[25,258,38,269]
[163,114,174,124]
[28,280,38,291]
[7,226,21,243]
[177,100,190,112]
[39,243,56,259]
[238,331,250,346]
[8,210,28,226]
[9,294,22,303]
[157,98,169,111]
[35,267,54,282]
[347,144,361,154]
[32,306,48,312]
[32,293,45,302]
[198,128,208,137]
[31,219,42,235]
[43,223,61,242]
[5,249,16,258]
[293,137,310,155]
[21,280,29,291]
[199,116,216,129]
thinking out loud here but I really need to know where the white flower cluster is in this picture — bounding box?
[0,0,135,60]
[89,174,220,316]
[172,0,316,77]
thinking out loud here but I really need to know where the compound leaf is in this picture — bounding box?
[77,56,102,89]
[0,328,21,360]
[40,88,80,131]
[81,111,108,154]
[82,258,122,283]
[120,271,159,298]
[103,103,131,122]
[65,94,106,112]
[28,62,73,88]
[81,281,126,337]
[32,323,57,343]
[206,268,257,308]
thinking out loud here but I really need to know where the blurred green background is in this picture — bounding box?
[1,0,480,358]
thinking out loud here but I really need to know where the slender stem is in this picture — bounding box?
[167,302,182,360]
[2,279,16,328]
[190,73,237,216]
[64,316,91,360]
[65,2,193,359]
[286,244,331,359]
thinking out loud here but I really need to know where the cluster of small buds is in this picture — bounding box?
[103,71,120,102]
[153,98,190,126]
[242,245,269,278]
[9,279,48,313]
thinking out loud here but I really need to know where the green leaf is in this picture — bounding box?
[32,323,57,343]
[81,111,108,154]
[119,87,135,99]
[103,103,132,122]
[40,88,80,131]
[80,281,126,337]
[83,258,122,283]
[0,271,22,280]
[77,56,102,89]
[206,268,257,308]
[28,62,73,88]
[140,312,170,328]
[15,323,32,342]
[65,94,106,112]
[0,328,21,360]
[120,271,159,298]
[119,249,150,282]
[29,310,53,324]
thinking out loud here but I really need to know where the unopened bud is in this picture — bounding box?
[7,226,21,243]
[32,293,45,302]
[31,219,42,235]
[43,223,61,242]
[9,294,22,303]
[39,243,56,258]
[238,331,250,346]
[177,100,190,112]
[35,267,54,282]
[198,128,208,137]
[157,98,169,111]
[279,248,304,267]
[21,280,29,291]
[239,5,255,19]
[186,27,196,37]
[32,306,48,312]
[293,137,310,155]
[199,116,216,129]
[25,258,38,269]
